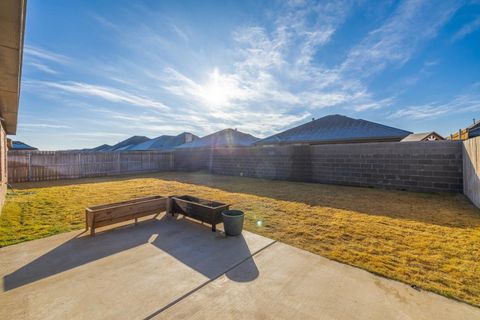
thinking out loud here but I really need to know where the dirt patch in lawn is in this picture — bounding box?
[1,172,479,306]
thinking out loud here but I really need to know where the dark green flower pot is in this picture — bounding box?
[222,210,244,236]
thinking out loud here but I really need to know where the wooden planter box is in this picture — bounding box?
[169,195,229,232]
[86,195,167,236]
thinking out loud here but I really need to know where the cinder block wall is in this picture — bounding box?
[173,149,212,171]
[175,141,463,193]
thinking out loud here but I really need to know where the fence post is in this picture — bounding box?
[27,152,32,182]
[117,153,120,174]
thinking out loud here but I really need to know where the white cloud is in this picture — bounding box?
[26,62,59,75]
[24,45,71,64]
[389,91,480,120]
[22,123,71,129]
[389,105,451,120]
[341,0,461,76]
[155,0,358,118]
[26,81,170,111]
[20,0,470,150]
[451,16,480,42]
[72,132,127,137]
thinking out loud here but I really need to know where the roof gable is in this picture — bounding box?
[401,132,444,142]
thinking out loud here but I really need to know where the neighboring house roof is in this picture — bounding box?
[129,132,199,151]
[97,136,150,151]
[90,144,112,152]
[401,132,444,142]
[255,114,412,146]
[176,129,259,149]
[11,140,37,150]
[0,0,26,134]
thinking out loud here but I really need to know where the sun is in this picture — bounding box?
[201,68,236,106]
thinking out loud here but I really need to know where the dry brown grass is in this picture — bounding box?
[1,172,479,306]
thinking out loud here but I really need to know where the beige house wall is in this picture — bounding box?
[0,122,7,208]
[463,137,480,208]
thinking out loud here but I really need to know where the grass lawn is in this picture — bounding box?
[1,172,479,306]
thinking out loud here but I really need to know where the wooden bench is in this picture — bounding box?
[85,195,167,236]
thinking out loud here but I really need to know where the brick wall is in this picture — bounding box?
[175,141,463,193]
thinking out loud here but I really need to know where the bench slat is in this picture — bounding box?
[94,210,163,228]
[86,195,167,236]
[94,198,167,222]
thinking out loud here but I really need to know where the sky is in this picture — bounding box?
[17,0,480,150]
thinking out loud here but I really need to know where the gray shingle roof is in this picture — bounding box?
[110,136,150,151]
[129,132,199,150]
[255,114,412,145]
[11,141,37,150]
[176,129,259,149]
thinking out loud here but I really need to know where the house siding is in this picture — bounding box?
[0,123,8,208]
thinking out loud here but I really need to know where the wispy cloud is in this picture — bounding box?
[125,0,461,135]
[90,13,120,31]
[389,105,452,120]
[23,45,72,75]
[22,123,71,129]
[20,0,474,150]
[389,91,480,120]
[26,62,59,74]
[24,45,71,64]
[341,0,461,76]
[25,81,170,111]
[451,16,480,42]
[72,132,127,137]
[155,1,361,119]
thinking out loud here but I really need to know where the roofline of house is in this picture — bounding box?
[254,135,408,146]
[0,0,27,135]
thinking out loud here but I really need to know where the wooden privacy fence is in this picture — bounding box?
[8,151,174,183]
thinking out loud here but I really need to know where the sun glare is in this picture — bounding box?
[201,68,236,106]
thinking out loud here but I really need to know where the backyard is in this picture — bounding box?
[0,171,479,307]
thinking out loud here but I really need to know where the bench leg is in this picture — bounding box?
[85,211,88,231]
[135,217,138,226]
[211,224,216,232]
[88,213,95,236]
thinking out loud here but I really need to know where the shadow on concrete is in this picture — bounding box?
[3,215,259,292]
[3,220,154,291]
[151,217,259,282]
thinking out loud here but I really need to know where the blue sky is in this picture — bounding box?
[18,0,480,150]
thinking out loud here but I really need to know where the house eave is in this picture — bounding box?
[0,0,27,135]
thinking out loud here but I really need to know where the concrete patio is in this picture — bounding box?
[0,214,478,320]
